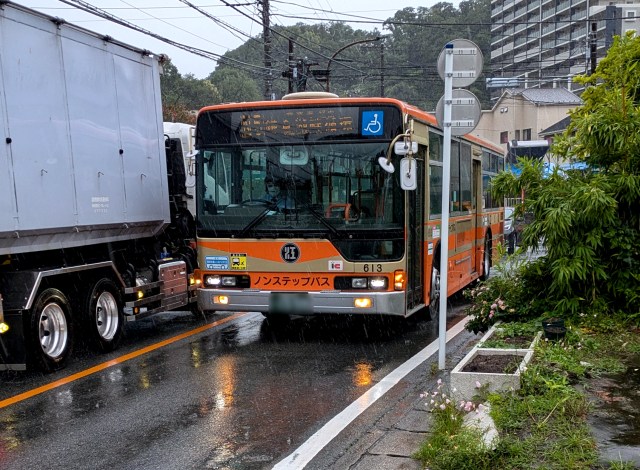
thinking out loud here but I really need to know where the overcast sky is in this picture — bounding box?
[15,0,459,78]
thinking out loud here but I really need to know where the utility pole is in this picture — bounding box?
[380,41,385,97]
[589,21,597,75]
[259,0,273,100]
[288,38,294,94]
[281,38,295,94]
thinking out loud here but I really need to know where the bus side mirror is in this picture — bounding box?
[400,158,417,190]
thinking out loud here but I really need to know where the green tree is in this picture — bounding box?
[491,33,640,319]
[201,1,492,108]
[160,60,221,120]
[208,68,262,103]
[382,0,491,109]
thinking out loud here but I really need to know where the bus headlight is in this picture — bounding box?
[220,276,236,286]
[352,278,368,289]
[204,275,237,287]
[205,275,221,286]
[368,277,387,289]
[0,322,9,334]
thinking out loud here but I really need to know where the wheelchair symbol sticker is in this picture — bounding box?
[361,111,384,136]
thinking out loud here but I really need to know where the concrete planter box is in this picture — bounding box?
[450,324,539,402]
[479,324,543,350]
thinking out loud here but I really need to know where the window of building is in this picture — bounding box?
[515,129,521,140]
[500,131,508,144]
[523,128,532,140]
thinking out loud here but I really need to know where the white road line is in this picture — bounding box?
[273,316,471,469]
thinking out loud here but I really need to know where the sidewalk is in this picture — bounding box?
[347,326,477,470]
[303,319,479,470]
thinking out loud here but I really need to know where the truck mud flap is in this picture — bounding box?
[0,312,27,371]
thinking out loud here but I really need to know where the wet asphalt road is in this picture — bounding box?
[0,307,461,470]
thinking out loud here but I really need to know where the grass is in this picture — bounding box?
[414,320,640,470]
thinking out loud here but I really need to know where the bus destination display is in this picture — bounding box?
[236,107,358,141]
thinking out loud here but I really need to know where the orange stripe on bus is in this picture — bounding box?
[0,312,246,410]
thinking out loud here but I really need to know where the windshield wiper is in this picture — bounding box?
[302,204,341,238]
[237,202,341,239]
[237,205,275,237]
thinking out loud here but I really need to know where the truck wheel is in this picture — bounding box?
[189,301,206,321]
[29,288,74,372]
[83,278,123,353]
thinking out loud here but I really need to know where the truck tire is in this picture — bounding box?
[83,278,123,353]
[29,288,74,372]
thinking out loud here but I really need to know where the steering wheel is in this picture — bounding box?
[241,199,269,206]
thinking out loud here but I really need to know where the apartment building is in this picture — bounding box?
[474,87,582,151]
[489,0,640,96]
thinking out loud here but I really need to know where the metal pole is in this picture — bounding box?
[288,38,294,94]
[380,41,385,97]
[590,21,597,75]
[439,43,454,370]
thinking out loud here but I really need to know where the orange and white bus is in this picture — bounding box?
[193,93,504,321]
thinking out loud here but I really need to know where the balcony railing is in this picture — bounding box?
[557,1,570,13]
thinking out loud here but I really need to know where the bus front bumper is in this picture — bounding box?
[197,288,407,317]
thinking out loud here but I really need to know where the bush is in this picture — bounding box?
[465,249,546,334]
[490,34,640,322]
[414,379,492,469]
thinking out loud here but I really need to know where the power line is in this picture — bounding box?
[177,0,277,65]
[216,0,369,75]
[56,0,273,76]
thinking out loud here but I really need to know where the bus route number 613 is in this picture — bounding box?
[362,264,383,273]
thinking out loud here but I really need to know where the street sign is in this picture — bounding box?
[437,39,483,87]
[435,39,483,371]
[435,89,481,136]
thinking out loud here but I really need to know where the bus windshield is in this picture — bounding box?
[195,141,405,260]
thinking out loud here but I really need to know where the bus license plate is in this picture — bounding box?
[269,293,311,314]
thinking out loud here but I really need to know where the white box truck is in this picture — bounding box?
[0,2,198,371]
[163,122,197,219]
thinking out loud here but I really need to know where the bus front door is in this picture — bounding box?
[406,160,425,314]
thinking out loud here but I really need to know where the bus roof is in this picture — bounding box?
[197,96,503,155]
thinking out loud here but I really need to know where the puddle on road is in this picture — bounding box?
[587,353,640,466]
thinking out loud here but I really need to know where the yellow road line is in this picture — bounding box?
[0,312,247,410]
